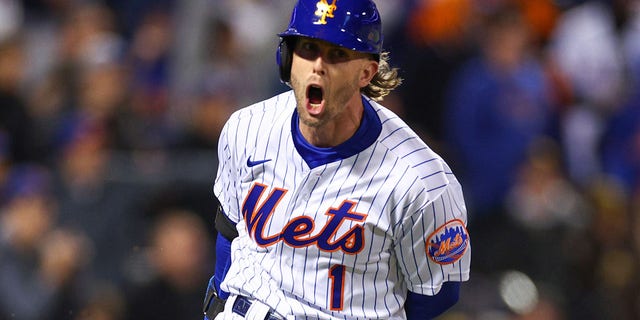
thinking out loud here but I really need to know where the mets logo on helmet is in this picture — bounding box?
[314,0,338,25]
[426,219,469,265]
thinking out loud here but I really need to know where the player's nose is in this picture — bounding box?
[312,55,326,76]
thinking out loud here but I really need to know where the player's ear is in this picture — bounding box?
[359,59,378,88]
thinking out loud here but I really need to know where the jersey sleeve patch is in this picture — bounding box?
[426,219,469,265]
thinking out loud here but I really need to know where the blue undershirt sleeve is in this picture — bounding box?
[405,282,461,319]
[213,233,233,299]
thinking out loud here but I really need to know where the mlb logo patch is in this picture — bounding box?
[426,219,469,265]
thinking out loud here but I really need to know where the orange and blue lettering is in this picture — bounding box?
[241,183,367,255]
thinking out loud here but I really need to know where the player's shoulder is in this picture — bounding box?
[369,98,457,192]
[369,99,437,162]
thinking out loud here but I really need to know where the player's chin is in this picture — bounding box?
[298,108,325,128]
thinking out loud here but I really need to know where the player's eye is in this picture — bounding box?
[295,41,320,60]
[327,48,350,63]
[294,40,354,64]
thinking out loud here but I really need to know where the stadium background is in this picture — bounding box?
[0,0,638,319]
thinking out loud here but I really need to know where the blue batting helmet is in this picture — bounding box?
[277,0,383,83]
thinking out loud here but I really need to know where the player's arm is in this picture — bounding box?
[203,203,239,319]
[213,203,238,298]
[405,282,461,319]
[395,181,470,319]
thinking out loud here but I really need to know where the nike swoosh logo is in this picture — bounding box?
[247,157,272,167]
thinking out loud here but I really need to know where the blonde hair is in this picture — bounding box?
[362,52,402,101]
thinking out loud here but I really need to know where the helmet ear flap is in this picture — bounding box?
[277,38,293,84]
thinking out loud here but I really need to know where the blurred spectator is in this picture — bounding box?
[26,2,126,164]
[102,0,174,39]
[398,0,559,146]
[57,3,122,68]
[220,0,294,97]
[443,4,556,281]
[0,35,41,164]
[599,0,640,198]
[548,0,630,187]
[51,118,144,287]
[166,0,210,123]
[601,88,640,197]
[178,91,234,151]
[177,18,248,151]
[506,137,589,232]
[199,18,249,105]
[124,208,212,320]
[444,4,554,220]
[396,0,475,145]
[72,58,132,151]
[123,8,176,150]
[504,137,591,298]
[564,177,639,319]
[0,165,92,320]
[73,284,126,320]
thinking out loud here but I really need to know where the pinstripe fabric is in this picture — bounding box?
[213,91,470,320]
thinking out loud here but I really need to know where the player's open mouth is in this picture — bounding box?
[306,84,324,112]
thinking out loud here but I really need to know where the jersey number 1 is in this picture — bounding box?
[329,264,346,310]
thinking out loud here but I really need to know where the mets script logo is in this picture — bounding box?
[242,183,367,254]
[426,219,469,265]
[314,0,338,25]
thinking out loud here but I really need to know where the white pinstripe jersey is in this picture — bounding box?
[213,90,470,319]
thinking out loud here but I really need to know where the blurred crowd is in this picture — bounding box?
[0,0,638,319]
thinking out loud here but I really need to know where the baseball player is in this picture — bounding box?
[202,0,471,319]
